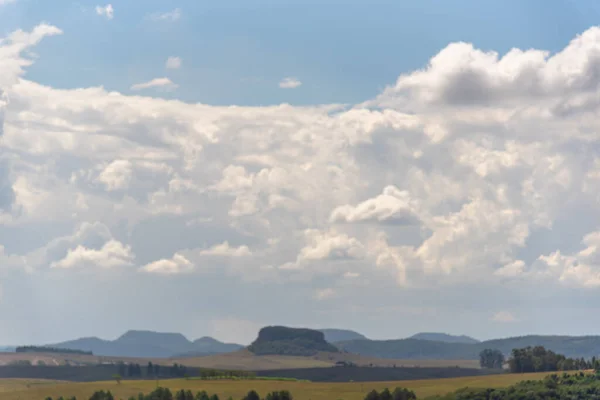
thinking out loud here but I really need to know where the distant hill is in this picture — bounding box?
[0,347,15,352]
[319,329,367,343]
[174,337,245,357]
[51,330,243,358]
[337,335,600,360]
[409,332,480,344]
[248,326,339,356]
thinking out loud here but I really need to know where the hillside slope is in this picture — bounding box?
[51,330,243,358]
[410,332,479,344]
[319,329,367,343]
[338,335,600,360]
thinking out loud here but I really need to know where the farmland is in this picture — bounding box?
[0,372,552,400]
[0,349,480,371]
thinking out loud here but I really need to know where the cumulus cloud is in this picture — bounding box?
[97,160,133,191]
[330,185,420,225]
[0,23,62,89]
[140,253,193,275]
[51,240,133,269]
[199,242,252,257]
[149,8,181,22]
[296,229,365,263]
[279,77,302,89]
[95,4,114,20]
[528,231,600,288]
[495,260,525,278]
[4,23,600,310]
[166,56,182,70]
[130,77,178,91]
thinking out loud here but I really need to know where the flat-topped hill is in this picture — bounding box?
[248,326,339,356]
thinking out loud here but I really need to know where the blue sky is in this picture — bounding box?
[3,0,600,106]
[3,0,600,345]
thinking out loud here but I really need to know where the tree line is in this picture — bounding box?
[112,362,259,380]
[364,387,417,400]
[115,362,189,379]
[479,345,598,372]
[16,346,93,355]
[43,388,294,400]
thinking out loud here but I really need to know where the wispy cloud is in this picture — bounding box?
[279,77,302,89]
[149,8,181,22]
[130,77,178,91]
[314,288,336,300]
[166,56,182,70]
[491,311,517,323]
[95,4,114,20]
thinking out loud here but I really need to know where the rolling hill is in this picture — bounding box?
[319,329,367,343]
[50,330,243,358]
[409,332,479,344]
[338,335,600,360]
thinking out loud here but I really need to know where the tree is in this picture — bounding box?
[364,390,380,400]
[244,390,260,400]
[195,391,209,400]
[117,362,126,377]
[279,391,292,400]
[112,374,122,385]
[147,361,154,377]
[479,348,505,369]
[380,388,392,400]
[392,388,416,400]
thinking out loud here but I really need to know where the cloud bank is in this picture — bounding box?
[3,24,600,342]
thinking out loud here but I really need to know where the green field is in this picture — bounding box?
[0,372,552,400]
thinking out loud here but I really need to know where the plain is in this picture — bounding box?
[0,372,553,400]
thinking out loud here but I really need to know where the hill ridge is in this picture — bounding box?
[338,334,600,360]
[409,332,480,344]
[49,330,243,358]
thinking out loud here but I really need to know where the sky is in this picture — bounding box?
[3,0,600,346]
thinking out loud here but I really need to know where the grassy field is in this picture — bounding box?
[0,350,480,371]
[170,350,480,370]
[0,372,552,400]
[0,378,65,393]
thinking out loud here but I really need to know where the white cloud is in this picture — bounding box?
[491,311,517,323]
[130,77,178,91]
[97,160,133,191]
[0,0,17,5]
[6,23,600,341]
[529,231,600,288]
[495,260,525,277]
[149,8,181,22]
[330,185,420,225]
[51,240,133,269]
[296,229,365,263]
[140,253,193,275]
[199,242,252,257]
[95,4,114,20]
[279,77,302,89]
[166,56,182,70]
[314,288,336,300]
